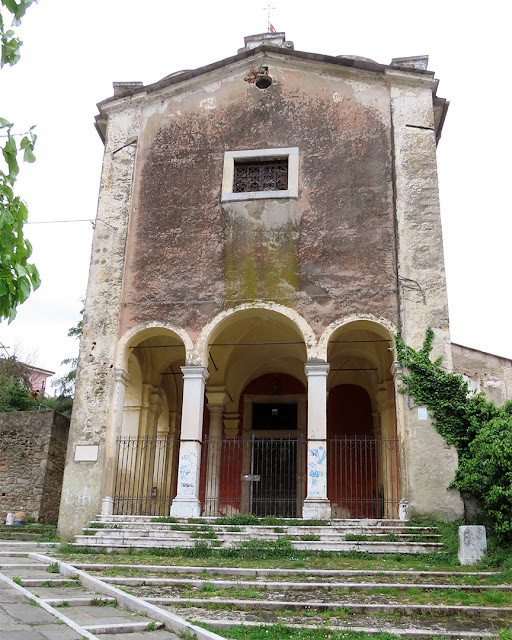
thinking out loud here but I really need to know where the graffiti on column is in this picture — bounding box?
[178,452,197,494]
[65,485,92,525]
[308,445,326,497]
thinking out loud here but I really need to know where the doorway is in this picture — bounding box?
[250,436,299,517]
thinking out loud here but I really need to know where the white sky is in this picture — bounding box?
[1,0,511,388]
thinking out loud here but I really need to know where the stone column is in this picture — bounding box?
[101,368,130,516]
[303,361,331,520]
[204,390,226,516]
[170,366,209,518]
[162,410,178,512]
[142,391,164,513]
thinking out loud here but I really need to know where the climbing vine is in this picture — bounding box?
[396,329,512,542]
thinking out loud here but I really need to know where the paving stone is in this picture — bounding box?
[0,608,15,623]
[37,624,85,640]
[2,602,57,624]
[0,588,26,603]
[0,630,46,640]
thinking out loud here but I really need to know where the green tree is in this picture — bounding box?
[0,0,39,323]
[396,329,512,543]
[0,355,37,411]
[51,305,83,399]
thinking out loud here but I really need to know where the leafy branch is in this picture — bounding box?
[0,0,39,323]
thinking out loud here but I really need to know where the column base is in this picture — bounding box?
[170,496,202,518]
[101,497,114,516]
[302,498,331,520]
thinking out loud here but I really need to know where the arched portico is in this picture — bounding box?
[107,313,401,521]
[105,326,188,516]
[325,319,400,518]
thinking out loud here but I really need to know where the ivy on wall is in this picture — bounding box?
[396,329,512,542]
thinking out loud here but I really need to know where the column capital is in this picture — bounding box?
[206,386,227,408]
[149,389,165,415]
[305,361,330,377]
[223,412,240,439]
[114,368,130,387]
[181,365,210,382]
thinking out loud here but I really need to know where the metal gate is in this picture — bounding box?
[327,435,400,519]
[113,434,399,518]
[112,436,180,516]
[200,436,306,518]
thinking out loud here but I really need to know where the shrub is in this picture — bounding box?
[397,329,512,543]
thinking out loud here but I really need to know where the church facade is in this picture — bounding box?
[58,33,498,538]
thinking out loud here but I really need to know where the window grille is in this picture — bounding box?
[233,159,288,193]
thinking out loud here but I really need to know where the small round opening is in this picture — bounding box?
[255,74,272,90]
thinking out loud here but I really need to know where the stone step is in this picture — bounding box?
[205,619,498,639]
[14,577,81,587]
[75,563,500,579]
[151,596,512,618]
[72,536,443,553]
[98,515,413,525]
[83,620,165,633]
[91,519,438,533]
[84,527,441,540]
[42,596,117,606]
[0,532,44,540]
[101,575,512,591]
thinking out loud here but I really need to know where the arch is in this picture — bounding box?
[317,314,397,362]
[115,321,194,371]
[195,302,317,367]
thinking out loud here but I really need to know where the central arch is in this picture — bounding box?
[198,305,310,517]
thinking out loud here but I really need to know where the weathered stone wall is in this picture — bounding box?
[119,56,399,343]
[452,343,512,406]
[57,100,142,540]
[0,411,70,524]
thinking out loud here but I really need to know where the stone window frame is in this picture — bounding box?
[221,147,299,201]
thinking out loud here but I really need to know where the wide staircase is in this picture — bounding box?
[75,515,443,554]
[1,518,510,638]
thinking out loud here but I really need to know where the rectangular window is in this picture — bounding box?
[222,147,299,201]
[234,159,288,193]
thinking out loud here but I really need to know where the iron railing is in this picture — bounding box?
[328,435,400,519]
[113,434,400,519]
[113,436,180,516]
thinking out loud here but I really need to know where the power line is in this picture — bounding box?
[25,218,117,230]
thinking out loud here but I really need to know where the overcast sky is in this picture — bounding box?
[1,0,511,387]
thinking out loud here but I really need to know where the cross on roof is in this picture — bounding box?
[263,3,276,33]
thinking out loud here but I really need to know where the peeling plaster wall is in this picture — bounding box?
[119,56,398,344]
[452,343,512,406]
[58,102,142,540]
[390,71,462,519]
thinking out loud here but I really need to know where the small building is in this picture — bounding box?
[57,33,510,538]
[0,359,54,396]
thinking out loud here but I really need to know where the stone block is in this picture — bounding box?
[458,525,487,565]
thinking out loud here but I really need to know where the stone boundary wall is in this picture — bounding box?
[452,343,512,406]
[0,410,70,524]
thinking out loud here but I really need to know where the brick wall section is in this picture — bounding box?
[0,410,70,524]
